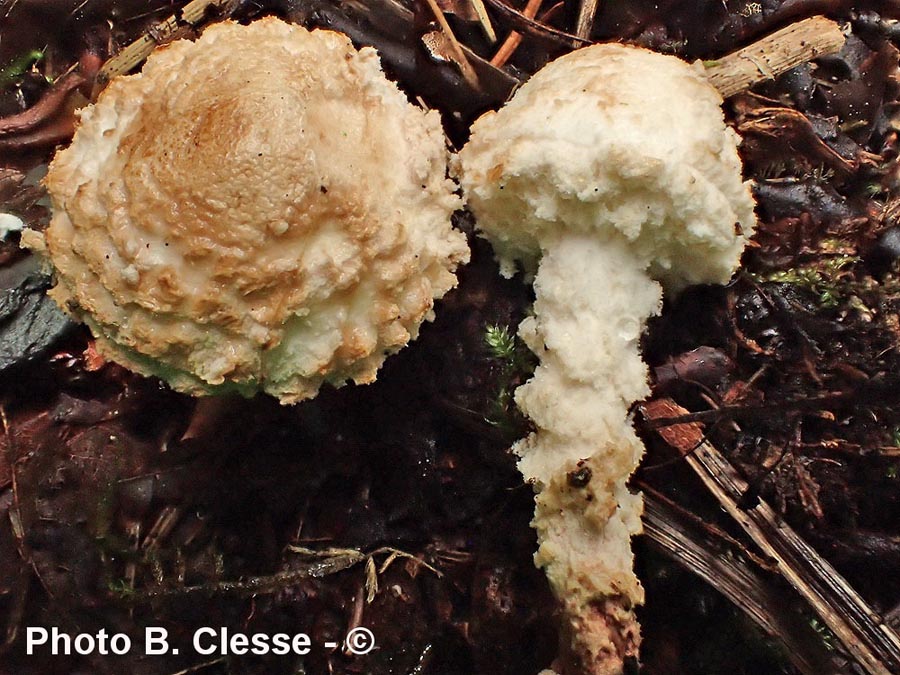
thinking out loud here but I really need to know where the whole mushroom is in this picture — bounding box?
[25,18,469,404]
[456,44,757,673]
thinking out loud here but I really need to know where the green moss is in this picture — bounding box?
[0,49,45,87]
[484,324,518,361]
[761,255,859,308]
[482,322,536,436]
[809,617,837,651]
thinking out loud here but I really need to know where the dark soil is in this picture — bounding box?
[2,1,900,674]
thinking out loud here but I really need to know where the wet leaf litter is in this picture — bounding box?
[2,1,900,674]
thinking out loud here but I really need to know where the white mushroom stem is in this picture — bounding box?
[516,234,660,671]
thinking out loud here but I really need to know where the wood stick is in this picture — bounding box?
[704,15,845,98]
[575,0,599,40]
[644,398,900,675]
[469,0,497,43]
[483,0,589,48]
[643,493,845,675]
[490,0,542,67]
[94,0,230,95]
[422,0,480,87]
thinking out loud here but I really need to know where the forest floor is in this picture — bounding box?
[2,1,900,673]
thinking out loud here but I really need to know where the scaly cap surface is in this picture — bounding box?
[35,18,469,403]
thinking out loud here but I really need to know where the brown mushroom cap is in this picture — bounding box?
[33,18,469,403]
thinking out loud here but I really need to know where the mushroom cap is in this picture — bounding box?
[37,18,469,403]
[455,43,756,291]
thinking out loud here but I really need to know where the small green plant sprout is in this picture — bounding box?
[484,322,535,374]
[107,578,135,598]
[484,323,517,362]
[864,182,886,199]
[809,617,837,651]
[0,49,46,88]
[482,323,536,435]
[818,237,856,256]
[890,427,900,447]
[763,255,860,308]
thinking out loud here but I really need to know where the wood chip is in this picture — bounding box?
[704,16,846,98]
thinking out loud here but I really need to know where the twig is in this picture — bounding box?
[644,397,900,675]
[638,480,776,572]
[142,505,182,552]
[281,0,520,116]
[575,0,599,40]
[643,373,900,428]
[94,0,232,94]
[0,72,85,136]
[703,16,846,98]
[642,493,845,674]
[118,545,440,603]
[490,0,542,67]
[422,0,480,87]
[642,395,839,428]
[483,0,589,48]
[118,550,366,602]
[469,0,497,43]
[487,11,842,96]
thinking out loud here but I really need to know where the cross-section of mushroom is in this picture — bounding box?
[25,17,469,404]
[456,44,757,674]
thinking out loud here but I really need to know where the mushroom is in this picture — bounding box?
[24,17,469,404]
[456,44,756,673]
